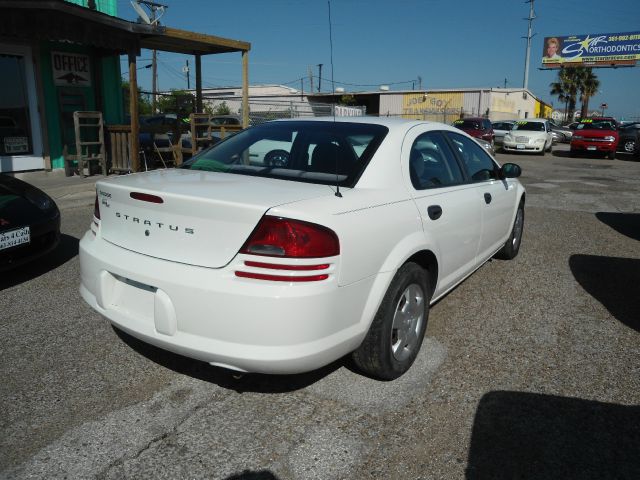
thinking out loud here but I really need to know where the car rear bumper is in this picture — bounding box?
[79,230,376,374]
[0,211,60,271]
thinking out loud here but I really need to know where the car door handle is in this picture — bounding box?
[484,193,492,204]
[427,205,442,220]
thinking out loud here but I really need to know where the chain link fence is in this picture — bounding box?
[203,96,366,125]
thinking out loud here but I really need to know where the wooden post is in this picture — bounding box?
[195,54,202,113]
[128,49,140,172]
[242,50,249,128]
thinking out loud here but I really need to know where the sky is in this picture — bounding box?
[116,0,640,120]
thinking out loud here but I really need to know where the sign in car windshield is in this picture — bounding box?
[51,52,91,87]
[541,32,640,68]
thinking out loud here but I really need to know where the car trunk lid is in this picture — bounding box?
[96,169,334,268]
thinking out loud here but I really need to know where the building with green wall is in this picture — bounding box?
[0,0,124,173]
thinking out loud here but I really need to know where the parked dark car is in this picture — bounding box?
[616,122,640,155]
[0,174,60,271]
[452,117,495,146]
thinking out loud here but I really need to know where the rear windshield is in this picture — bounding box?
[181,121,388,187]
[576,120,615,130]
[453,120,481,130]
[512,121,545,131]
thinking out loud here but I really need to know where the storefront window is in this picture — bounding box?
[0,54,32,156]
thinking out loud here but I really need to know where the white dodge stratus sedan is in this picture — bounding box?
[80,118,525,380]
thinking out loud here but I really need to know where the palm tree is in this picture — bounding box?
[550,79,569,121]
[550,67,596,122]
[579,68,600,118]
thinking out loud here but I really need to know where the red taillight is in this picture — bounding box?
[130,192,164,203]
[94,193,100,219]
[243,261,330,271]
[240,216,339,258]
[235,271,329,282]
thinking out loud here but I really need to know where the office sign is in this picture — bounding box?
[541,32,640,68]
[51,52,91,87]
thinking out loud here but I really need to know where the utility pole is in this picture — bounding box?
[185,59,190,90]
[522,0,536,90]
[418,76,422,90]
[504,78,508,88]
[152,49,157,112]
[308,66,314,94]
[317,64,323,92]
[149,6,157,113]
[133,1,167,111]
[133,0,169,113]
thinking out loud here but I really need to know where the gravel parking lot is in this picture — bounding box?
[1,144,639,479]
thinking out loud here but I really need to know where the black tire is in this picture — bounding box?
[607,151,616,160]
[352,262,429,380]
[569,149,577,158]
[622,139,636,154]
[495,202,525,260]
[264,149,290,167]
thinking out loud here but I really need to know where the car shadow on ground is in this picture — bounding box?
[569,254,640,333]
[596,212,640,241]
[466,391,640,479]
[224,470,280,480]
[114,327,346,393]
[615,152,640,162]
[551,149,572,158]
[0,233,79,291]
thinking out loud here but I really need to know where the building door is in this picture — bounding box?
[0,45,44,172]
[58,89,86,156]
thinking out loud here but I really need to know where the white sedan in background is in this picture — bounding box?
[502,119,553,155]
[80,117,526,380]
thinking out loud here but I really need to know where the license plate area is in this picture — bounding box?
[0,226,30,251]
[517,144,525,150]
[110,273,157,322]
[587,146,597,151]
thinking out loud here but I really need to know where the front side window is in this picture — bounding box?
[409,131,464,189]
[446,132,497,182]
[182,121,388,187]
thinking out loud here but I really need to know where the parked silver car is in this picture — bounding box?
[491,121,516,146]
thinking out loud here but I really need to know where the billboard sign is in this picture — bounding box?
[541,32,640,68]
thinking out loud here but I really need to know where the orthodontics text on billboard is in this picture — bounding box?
[541,32,640,68]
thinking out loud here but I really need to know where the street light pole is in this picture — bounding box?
[522,0,536,90]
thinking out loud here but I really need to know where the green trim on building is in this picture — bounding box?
[41,2,122,169]
[64,0,118,16]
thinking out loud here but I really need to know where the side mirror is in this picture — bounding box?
[500,163,521,178]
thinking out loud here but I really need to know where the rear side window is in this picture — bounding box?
[409,131,464,189]
[453,119,481,130]
[446,132,498,182]
[182,121,388,187]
